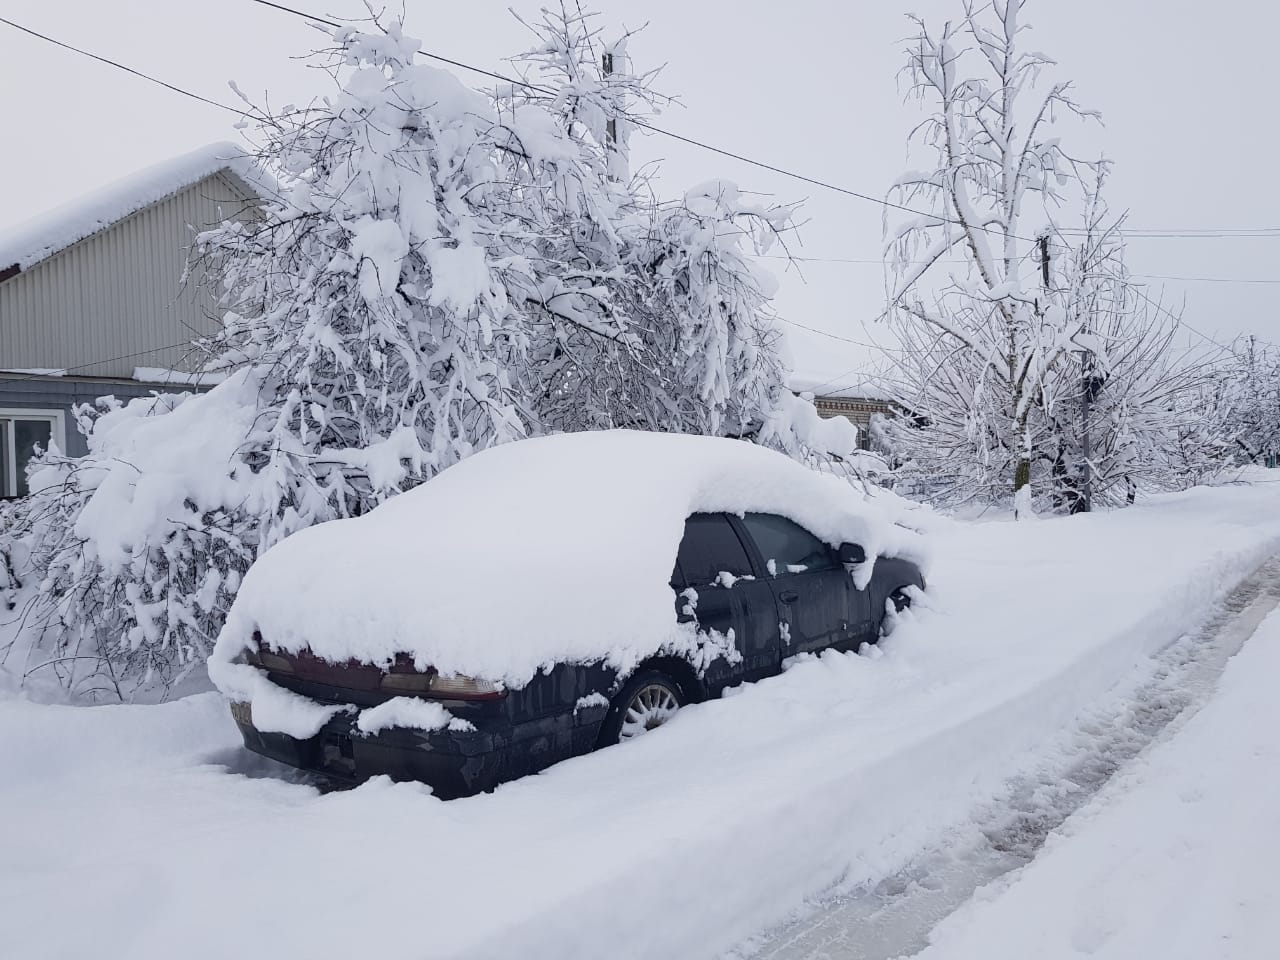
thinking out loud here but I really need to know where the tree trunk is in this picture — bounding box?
[1014,457,1031,493]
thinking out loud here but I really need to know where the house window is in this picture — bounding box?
[0,410,65,499]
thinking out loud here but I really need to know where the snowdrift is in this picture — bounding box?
[211,430,926,706]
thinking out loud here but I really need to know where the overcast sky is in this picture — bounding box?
[3,0,1277,389]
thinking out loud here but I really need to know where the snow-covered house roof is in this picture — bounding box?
[0,141,276,278]
[0,142,279,384]
[789,373,890,403]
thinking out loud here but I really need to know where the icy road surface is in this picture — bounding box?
[914,586,1280,960]
[737,556,1280,960]
[3,484,1280,960]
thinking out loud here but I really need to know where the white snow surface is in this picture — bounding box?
[210,430,924,698]
[0,141,276,272]
[354,697,470,736]
[6,483,1280,960]
[916,605,1280,960]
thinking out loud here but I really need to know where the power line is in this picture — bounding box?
[765,253,1280,287]
[8,8,1277,259]
[1125,288,1238,354]
[3,13,1273,375]
[763,254,972,265]
[251,0,542,93]
[0,342,214,387]
[0,16,251,119]
[249,5,1280,248]
[764,253,1280,283]
[1131,273,1280,285]
[243,0,1049,244]
[804,362,888,397]
[777,316,904,352]
[0,7,1034,245]
[1060,228,1280,238]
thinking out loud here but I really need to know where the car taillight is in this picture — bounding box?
[259,651,295,673]
[246,641,503,700]
[423,675,505,699]
[379,665,505,700]
[243,643,293,674]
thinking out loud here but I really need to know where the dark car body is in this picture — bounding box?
[232,511,924,798]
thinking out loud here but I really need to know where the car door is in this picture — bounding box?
[672,513,782,684]
[734,513,868,656]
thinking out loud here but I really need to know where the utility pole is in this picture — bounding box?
[1042,233,1091,513]
[601,51,617,150]
[1072,235,1094,513]
[1080,346,1093,512]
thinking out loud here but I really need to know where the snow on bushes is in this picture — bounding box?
[2,376,263,698]
[210,431,926,735]
[0,11,849,700]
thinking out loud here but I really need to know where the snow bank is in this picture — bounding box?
[0,141,276,273]
[211,430,923,697]
[915,605,1280,960]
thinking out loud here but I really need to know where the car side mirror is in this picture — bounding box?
[838,542,866,565]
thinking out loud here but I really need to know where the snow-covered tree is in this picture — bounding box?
[1222,336,1280,465]
[883,0,1100,514]
[885,149,1232,510]
[503,6,800,441]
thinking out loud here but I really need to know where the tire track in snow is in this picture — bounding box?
[731,556,1280,960]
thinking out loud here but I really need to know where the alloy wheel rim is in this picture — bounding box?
[618,682,680,741]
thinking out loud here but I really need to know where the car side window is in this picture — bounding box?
[676,514,754,586]
[741,513,838,574]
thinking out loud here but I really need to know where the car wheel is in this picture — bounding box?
[890,588,912,613]
[598,670,685,747]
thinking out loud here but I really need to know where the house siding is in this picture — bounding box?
[0,170,255,379]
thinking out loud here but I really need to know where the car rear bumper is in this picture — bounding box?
[232,700,603,799]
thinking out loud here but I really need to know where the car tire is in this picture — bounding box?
[890,588,912,613]
[597,670,685,747]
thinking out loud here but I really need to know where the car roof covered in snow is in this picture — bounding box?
[211,430,924,694]
[0,141,278,275]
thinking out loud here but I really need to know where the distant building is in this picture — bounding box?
[0,143,270,498]
[790,376,895,450]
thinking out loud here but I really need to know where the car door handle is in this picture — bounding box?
[779,590,799,604]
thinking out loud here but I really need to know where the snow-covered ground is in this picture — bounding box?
[744,551,1280,960]
[914,599,1280,960]
[3,483,1280,959]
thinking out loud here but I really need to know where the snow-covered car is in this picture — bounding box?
[210,430,926,798]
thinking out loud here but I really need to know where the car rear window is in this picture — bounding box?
[741,513,837,574]
[676,514,754,586]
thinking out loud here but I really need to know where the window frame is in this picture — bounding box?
[0,408,66,499]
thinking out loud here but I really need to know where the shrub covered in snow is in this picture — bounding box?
[0,380,265,698]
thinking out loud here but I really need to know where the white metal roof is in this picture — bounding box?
[0,141,277,275]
